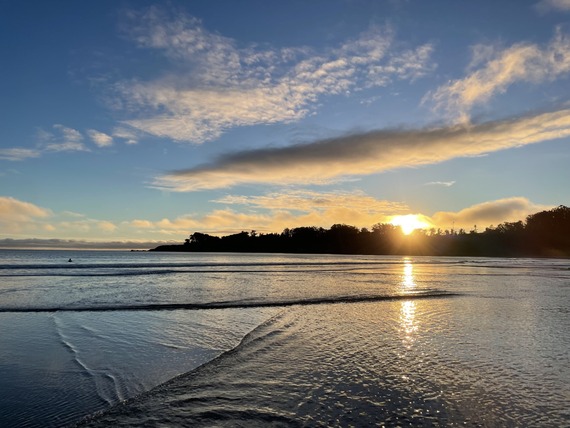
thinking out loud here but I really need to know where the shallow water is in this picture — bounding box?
[0,250,569,427]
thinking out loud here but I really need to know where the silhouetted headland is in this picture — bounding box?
[151,205,570,257]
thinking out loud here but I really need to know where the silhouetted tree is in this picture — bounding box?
[151,206,570,257]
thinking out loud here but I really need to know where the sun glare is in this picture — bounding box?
[390,214,431,235]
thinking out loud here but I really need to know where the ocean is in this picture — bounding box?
[0,250,568,427]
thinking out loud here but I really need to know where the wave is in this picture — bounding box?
[0,258,489,272]
[52,315,120,407]
[0,267,395,278]
[73,310,292,427]
[0,260,392,270]
[1,257,566,276]
[3,268,566,279]
[0,290,459,313]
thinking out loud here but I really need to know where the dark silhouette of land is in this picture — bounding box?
[151,205,570,257]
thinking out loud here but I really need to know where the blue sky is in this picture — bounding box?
[1,0,570,248]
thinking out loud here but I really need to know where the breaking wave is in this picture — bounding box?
[0,290,459,313]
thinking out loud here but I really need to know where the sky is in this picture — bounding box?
[1,0,570,249]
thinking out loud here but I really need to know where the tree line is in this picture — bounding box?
[151,205,570,257]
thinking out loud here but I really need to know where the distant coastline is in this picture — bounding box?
[151,205,570,258]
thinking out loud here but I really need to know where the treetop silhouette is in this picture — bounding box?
[152,205,570,257]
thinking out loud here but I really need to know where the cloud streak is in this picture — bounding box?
[0,196,122,239]
[154,108,570,191]
[215,190,408,214]
[431,197,553,230]
[112,127,140,145]
[426,28,570,121]
[128,190,409,236]
[0,125,131,163]
[0,148,41,161]
[424,181,456,187]
[126,195,552,238]
[43,124,90,152]
[0,196,51,221]
[536,0,570,12]
[0,238,173,250]
[0,196,52,233]
[0,194,554,245]
[118,7,434,143]
[87,130,114,147]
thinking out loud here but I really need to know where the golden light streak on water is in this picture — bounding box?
[401,258,416,288]
[400,258,418,349]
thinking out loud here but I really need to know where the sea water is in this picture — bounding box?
[0,250,568,427]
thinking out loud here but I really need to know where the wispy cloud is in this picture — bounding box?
[426,28,570,121]
[0,196,120,239]
[41,124,90,153]
[112,127,140,145]
[98,221,118,232]
[0,125,132,163]
[127,194,551,237]
[0,196,52,233]
[536,0,570,12]
[1,194,554,244]
[117,7,434,143]
[215,190,408,214]
[0,238,173,250]
[154,108,570,191]
[424,180,456,187]
[0,148,41,161]
[87,129,114,147]
[127,190,409,236]
[58,218,119,234]
[431,197,553,230]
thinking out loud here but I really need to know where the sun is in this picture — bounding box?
[390,214,431,235]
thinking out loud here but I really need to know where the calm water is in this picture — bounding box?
[0,250,568,427]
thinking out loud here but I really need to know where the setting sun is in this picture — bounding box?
[390,214,431,235]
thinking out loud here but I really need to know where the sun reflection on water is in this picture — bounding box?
[400,300,417,344]
[400,258,418,348]
[402,258,416,288]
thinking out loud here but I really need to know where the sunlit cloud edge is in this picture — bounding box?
[154,108,570,191]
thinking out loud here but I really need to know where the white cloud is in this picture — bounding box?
[61,211,86,218]
[215,190,408,215]
[117,7,434,143]
[0,238,174,250]
[57,218,120,234]
[98,221,118,232]
[0,196,52,233]
[426,28,570,121]
[536,0,570,12]
[154,108,570,191]
[87,129,114,147]
[424,181,456,187]
[430,197,552,230]
[125,190,409,236]
[0,148,41,161]
[125,193,552,237]
[112,127,140,145]
[4,125,121,161]
[0,194,554,244]
[0,196,51,221]
[44,141,89,152]
[1,126,114,163]
[42,124,89,152]
[130,219,154,228]
[0,196,122,239]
